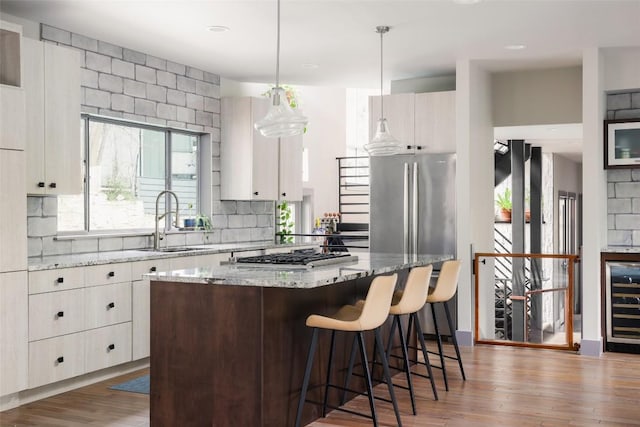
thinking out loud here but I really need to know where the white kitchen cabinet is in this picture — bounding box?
[29,288,86,341]
[414,91,456,153]
[0,149,27,272]
[369,93,416,153]
[0,85,25,150]
[221,96,303,201]
[29,267,85,295]
[22,38,82,195]
[369,91,456,154]
[84,282,132,330]
[0,271,28,395]
[28,331,85,389]
[278,135,303,201]
[131,258,170,360]
[84,263,132,287]
[221,96,278,200]
[84,323,132,373]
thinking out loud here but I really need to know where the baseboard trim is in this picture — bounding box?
[579,338,603,357]
[1,358,149,412]
[456,330,474,347]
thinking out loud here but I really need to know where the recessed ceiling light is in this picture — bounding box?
[301,63,319,69]
[505,44,526,50]
[207,25,230,33]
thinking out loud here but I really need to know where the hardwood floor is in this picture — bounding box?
[2,344,640,426]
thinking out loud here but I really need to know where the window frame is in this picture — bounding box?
[64,114,203,234]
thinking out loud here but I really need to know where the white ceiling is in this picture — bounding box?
[2,0,639,89]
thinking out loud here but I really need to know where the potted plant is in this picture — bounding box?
[276,200,294,244]
[496,187,512,222]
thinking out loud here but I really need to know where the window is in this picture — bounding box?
[58,116,201,232]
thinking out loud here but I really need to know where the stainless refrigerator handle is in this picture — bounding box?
[413,162,418,256]
[403,162,409,255]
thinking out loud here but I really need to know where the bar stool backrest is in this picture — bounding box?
[393,265,433,314]
[427,260,462,303]
[359,273,398,330]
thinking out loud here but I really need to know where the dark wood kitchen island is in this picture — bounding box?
[148,252,451,427]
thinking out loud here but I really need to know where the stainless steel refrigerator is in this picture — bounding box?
[369,153,457,335]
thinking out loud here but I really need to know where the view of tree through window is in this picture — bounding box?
[57,117,199,232]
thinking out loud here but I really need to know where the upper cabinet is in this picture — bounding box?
[369,91,456,154]
[369,93,415,154]
[221,96,303,201]
[414,91,456,153]
[0,20,22,88]
[22,38,82,195]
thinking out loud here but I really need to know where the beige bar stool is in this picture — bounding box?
[343,265,439,414]
[423,259,465,391]
[294,274,403,427]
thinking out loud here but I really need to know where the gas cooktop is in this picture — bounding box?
[235,251,358,268]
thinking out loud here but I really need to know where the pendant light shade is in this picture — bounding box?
[364,26,402,156]
[254,0,308,138]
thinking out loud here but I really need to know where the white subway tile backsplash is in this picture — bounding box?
[157,71,177,89]
[608,198,631,214]
[97,41,123,59]
[135,64,157,84]
[615,182,640,198]
[86,51,112,73]
[42,197,57,216]
[42,237,72,256]
[112,59,135,79]
[146,55,167,71]
[167,89,186,106]
[27,217,57,237]
[27,197,43,217]
[28,237,43,258]
[98,237,124,252]
[608,230,632,246]
[72,238,99,254]
[123,48,146,65]
[147,84,167,103]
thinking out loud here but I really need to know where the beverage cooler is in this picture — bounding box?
[602,252,640,354]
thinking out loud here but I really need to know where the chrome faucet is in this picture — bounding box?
[154,190,179,250]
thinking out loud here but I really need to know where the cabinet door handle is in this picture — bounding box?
[281,192,286,197]
[49,182,57,189]
[57,277,64,283]
[56,311,64,318]
[254,191,259,196]
[416,145,423,150]
[56,356,64,364]
[108,271,115,278]
[107,344,115,351]
[150,266,157,272]
[406,145,413,150]
[38,182,45,188]
[107,302,115,309]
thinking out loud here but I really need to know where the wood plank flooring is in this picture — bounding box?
[2,344,640,426]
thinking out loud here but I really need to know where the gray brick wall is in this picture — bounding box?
[607,90,640,246]
[28,24,275,257]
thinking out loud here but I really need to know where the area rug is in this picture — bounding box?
[110,374,149,394]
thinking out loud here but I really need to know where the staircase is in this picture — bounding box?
[337,156,370,229]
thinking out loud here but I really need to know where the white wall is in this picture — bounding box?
[552,154,582,253]
[390,74,456,94]
[603,47,640,92]
[492,67,583,127]
[220,78,347,221]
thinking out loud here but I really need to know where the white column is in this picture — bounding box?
[455,59,495,345]
[580,47,606,356]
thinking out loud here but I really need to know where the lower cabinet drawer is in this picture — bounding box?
[29,332,85,389]
[84,282,132,330]
[29,288,85,341]
[85,323,132,373]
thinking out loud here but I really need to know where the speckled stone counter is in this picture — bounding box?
[148,252,451,288]
[604,246,640,254]
[27,241,313,271]
[149,252,452,427]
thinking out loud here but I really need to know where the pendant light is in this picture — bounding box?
[254,0,308,138]
[364,26,402,156]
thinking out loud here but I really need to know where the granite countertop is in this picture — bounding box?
[146,253,453,289]
[27,241,315,271]
[604,247,640,254]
